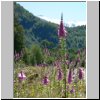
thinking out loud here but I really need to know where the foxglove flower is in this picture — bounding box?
[18,71,26,82]
[58,14,67,38]
[79,68,83,80]
[68,69,72,84]
[70,86,75,94]
[42,76,49,85]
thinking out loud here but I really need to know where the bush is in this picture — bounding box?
[46,56,55,65]
[23,47,31,65]
[30,44,44,65]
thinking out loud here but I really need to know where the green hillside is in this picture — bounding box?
[14,2,86,51]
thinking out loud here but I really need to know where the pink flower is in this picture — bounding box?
[79,68,83,80]
[70,86,75,94]
[18,71,26,82]
[58,14,67,38]
[68,69,72,84]
[42,76,49,85]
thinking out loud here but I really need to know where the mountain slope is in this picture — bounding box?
[14,2,58,48]
[14,2,86,49]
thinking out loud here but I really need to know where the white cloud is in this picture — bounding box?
[38,16,86,27]
[66,21,86,27]
[38,16,60,24]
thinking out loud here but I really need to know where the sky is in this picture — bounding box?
[17,2,86,27]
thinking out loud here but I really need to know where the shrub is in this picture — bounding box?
[46,56,55,65]
[23,47,31,65]
[30,44,44,65]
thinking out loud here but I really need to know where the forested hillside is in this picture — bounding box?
[14,2,86,51]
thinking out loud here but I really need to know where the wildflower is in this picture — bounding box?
[18,71,26,82]
[42,76,49,85]
[58,13,67,38]
[68,69,72,84]
[70,86,75,94]
[57,69,62,80]
[79,68,83,80]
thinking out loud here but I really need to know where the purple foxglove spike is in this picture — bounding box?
[42,76,49,85]
[79,68,83,80]
[70,87,75,94]
[58,14,67,38]
[18,71,26,82]
[68,69,72,84]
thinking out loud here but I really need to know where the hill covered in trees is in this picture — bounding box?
[14,2,86,52]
